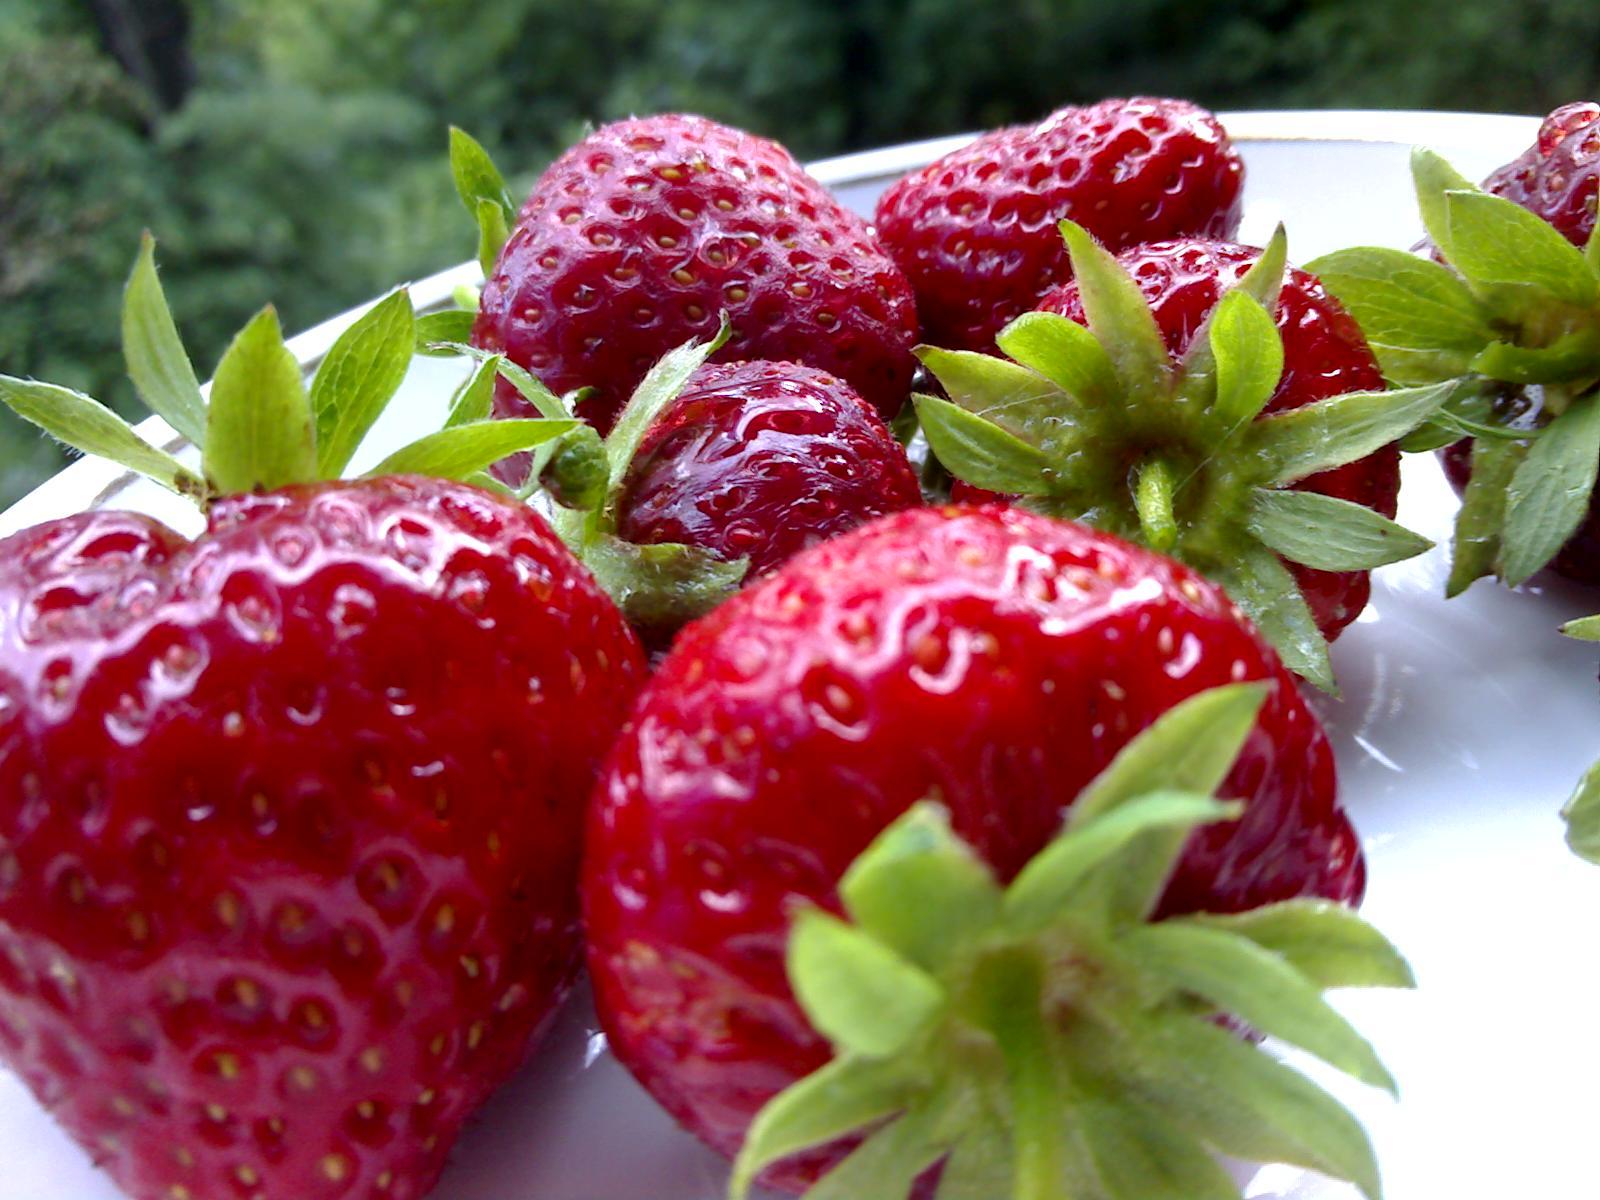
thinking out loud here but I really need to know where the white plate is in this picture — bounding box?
[3,110,1598,1200]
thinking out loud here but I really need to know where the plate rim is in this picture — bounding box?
[2,108,1543,532]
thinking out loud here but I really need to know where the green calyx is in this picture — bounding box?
[439,320,750,632]
[1308,148,1600,595]
[916,221,1445,691]
[731,683,1413,1200]
[1561,617,1600,865]
[0,234,576,510]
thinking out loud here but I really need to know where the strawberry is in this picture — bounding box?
[615,360,922,580]
[1309,134,1600,596]
[461,116,920,433]
[873,97,1244,353]
[0,239,645,1199]
[585,505,1408,1199]
[916,224,1446,690]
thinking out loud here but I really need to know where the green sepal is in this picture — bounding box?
[1246,488,1433,571]
[204,306,318,496]
[1208,290,1284,428]
[570,532,748,630]
[1234,223,1290,311]
[0,376,206,500]
[839,802,1003,972]
[415,309,478,356]
[1588,220,1600,273]
[992,312,1120,411]
[1210,543,1335,693]
[446,355,499,428]
[1058,220,1172,403]
[1180,225,1289,396]
[1443,189,1600,310]
[1304,245,1497,386]
[600,316,732,525]
[1563,613,1600,640]
[539,424,610,511]
[450,126,516,274]
[1109,1011,1384,1200]
[1399,381,1532,453]
[914,393,1059,496]
[1561,759,1600,865]
[728,1055,921,1200]
[440,343,568,419]
[311,289,416,478]
[122,233,207,448]
[363,417,576,480]
[1248,382,1453,486]
[788,908,945,1059]
[1184,900,1416,990]
[1500,390,1600,586]
[1446,435,1528,596]
[1069,1084,1241,1200]
[804,1103,947,1200]
[1410,147,1481,261]
[1471,329,1600,386]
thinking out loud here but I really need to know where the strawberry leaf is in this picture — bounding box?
[1562,759,1600,865]
[1410,147,1481,259]
[445,355,499,428]
[1563,613,1600,640]
[1249,382,1453,486]
[363,417,575,480]
[1114,1012,1383,1200]
[1210,544,1334,693]
[788,909,945,1059]
[1500,390,1600,586]
[450,127,516,274]
[1446,435,1528,596]
[1470,329,1600,386]
[914,393,1061,495]
[1246,489,1433,571]
[0,376,205,499]
[311,289,415,478]
[1185,901,1416,990]
[1305,246,1497,385]
[1209,290,1284,428]
[1443,189,1600,309]
[122,233,207,447]
[415,309,477,356]
[992,312,1120,409]
[727,1056,920,1200]
[839,802,1002,972]
[1058,220,1172,404]
[204,306,317,496]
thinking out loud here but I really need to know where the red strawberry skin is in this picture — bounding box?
[583,505,1362,1189]
[616,360,922,580]
[873,97,1244,352]
[0,478,644,1200]
[1484,101,1600,248]
[992,238,1394,642]
[473,114,920,432]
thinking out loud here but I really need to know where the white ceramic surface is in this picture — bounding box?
[3,110,1597,1200]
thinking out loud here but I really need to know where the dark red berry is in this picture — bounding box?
[1484,101,1600,247]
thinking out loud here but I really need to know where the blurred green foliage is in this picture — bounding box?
[1,0,1597,504]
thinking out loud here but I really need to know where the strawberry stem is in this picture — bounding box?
[1134,455,1179,553]
[972,948,1066,1200]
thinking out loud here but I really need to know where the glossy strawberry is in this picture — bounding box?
[1041,237,1399,640]
[1484,102,1600,248]
[0,238,645,1200]
[584,505,1367,1192]
[873,97,1243,353]
[470,115,920,433]
[616,360,922,580]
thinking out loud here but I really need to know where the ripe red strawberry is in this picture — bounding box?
[1039,237,1399,641]
[616,360,922,580]
[1483,102,1600,248]
[873,97,1244,352]
[584,505,1375,1194]
[0,238,645,1199]
[469,115,920,432]
[918,224,1443,690]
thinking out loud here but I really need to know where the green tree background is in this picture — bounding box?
[2,0,1597,505]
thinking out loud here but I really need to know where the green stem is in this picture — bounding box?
[974,949,1066,1200]
[1133,456,1179,553]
